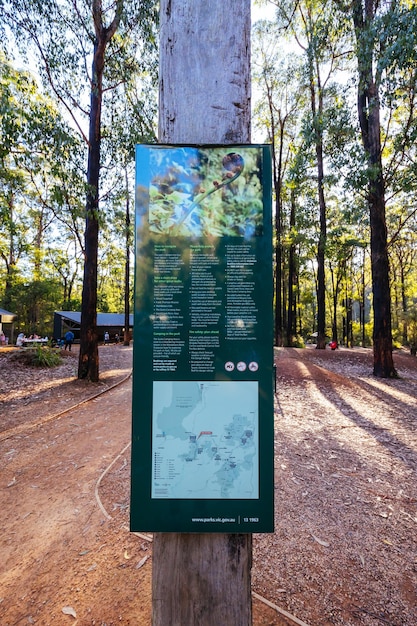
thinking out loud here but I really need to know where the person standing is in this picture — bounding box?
[64,330,75,351]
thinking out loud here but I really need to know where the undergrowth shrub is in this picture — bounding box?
[32,346,62,367]
[11,346,62,367]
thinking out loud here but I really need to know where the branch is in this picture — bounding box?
[388,206,417,248]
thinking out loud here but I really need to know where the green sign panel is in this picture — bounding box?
[130,144,274,533]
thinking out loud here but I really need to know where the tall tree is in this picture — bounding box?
[103,81,157,345]
[1,0,157,380]
[0,52,80,315]
[267,0,352,349]
[77,0,123,380]
[303,4,328,349]
[350,0,397,376]
[252,23,302,347]
[287,187,298,343]
[154,3,252,624]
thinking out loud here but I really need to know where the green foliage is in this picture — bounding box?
[0,51,86,325]
[0,2,157,359]
[3,278,64,337]
[252,0,417,356]
[12,345,62,368]
[292,335,305,348]
[403,306,417,347]
[352,321,372,347]
[31,345,62,367]
[0,0,416,359]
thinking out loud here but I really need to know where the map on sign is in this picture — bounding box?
[151,381,259,499]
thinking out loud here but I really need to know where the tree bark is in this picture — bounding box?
[154,2,252,624]
[352,0,396,377]
[313,97,327,351]
[287,189,297,345]
[124,166,131,346]
[306,21,327,350]
[78,1,122,381]
[78,38,102,381]
[271,105,285,347]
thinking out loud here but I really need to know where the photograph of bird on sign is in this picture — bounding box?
[147,146,264,238]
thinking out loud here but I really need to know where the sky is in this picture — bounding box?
[252,0,276,22]
[251,1,278,142]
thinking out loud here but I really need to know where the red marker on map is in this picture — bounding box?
[198,431,213,439]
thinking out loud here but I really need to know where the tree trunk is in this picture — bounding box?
[78,2,121,381]
[307,36,327,350]
[369,168,396,376]
[2,196,17,313]
[124,166,131,346]
[78,39,102,381]
[316,188,327,350]
[400,261,407,346]
[154,2,252,625]
[271,110,285,348]
[361,249,366,347]
[352,0,396,377]
[332,292,338,344]
[274,178,283,347]
[287,189,297,345]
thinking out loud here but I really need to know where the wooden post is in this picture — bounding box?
[153,2,252,624]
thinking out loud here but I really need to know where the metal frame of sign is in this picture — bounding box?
[130,144,274,533]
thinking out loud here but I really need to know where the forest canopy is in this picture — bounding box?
[0,0,416,376]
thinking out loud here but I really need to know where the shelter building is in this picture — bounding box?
[0,308,17,344]
[53,311,133,343]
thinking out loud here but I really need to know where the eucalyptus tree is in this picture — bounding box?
[48,244,83,311]
[337,0,417,375]
[264,0,352,349]
[252,20,304,346]
[0,54,39,308]
[77,0,156,380]
[388,215,417,346]
[344,0,395,375]
[1,0,158,381]
[382,9,417,348]
[326,219,363,346]
[285,146,314,344]
[278,89,356,347]
[101,78,157,344]
[0,52,81,320]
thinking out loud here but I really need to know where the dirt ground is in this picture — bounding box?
[1,343,416,625]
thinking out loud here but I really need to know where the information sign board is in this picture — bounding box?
[130,144,274,533]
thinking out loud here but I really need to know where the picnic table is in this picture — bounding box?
[22,338,48,347]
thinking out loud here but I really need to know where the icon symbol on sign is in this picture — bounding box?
[225,361,235,372]
[248,361,259,372]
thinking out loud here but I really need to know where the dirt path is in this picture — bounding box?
[253,346,417,626]
[0,372,154,625]
[1,345,416,625]
[0,347,277,625]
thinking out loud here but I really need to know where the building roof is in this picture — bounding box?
[55,311,134,327]
[0,308,17,322]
